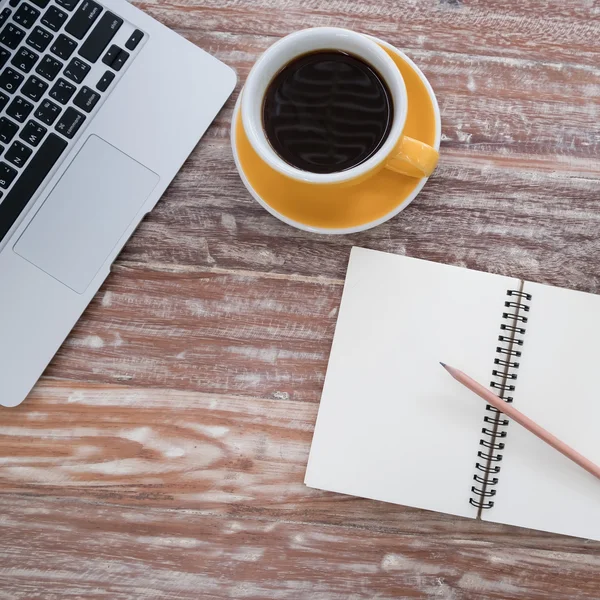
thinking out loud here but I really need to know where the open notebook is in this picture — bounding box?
[305,247,600,541]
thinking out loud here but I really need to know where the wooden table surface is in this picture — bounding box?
[2,0,600,598]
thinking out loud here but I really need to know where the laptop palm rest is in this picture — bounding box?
[14,135,159,294]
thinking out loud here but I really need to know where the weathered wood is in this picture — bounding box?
[121,158,600,292]
[113,27,600,284]
[176,31,600,168]
[137,0,600,69]
[42,268,339,401]
[2,0,600,597]
[0,382,598,553]
[1,437,599,600]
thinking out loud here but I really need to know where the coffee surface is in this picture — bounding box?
[263,51,393,174]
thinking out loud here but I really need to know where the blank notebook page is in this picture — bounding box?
[305,247,519,519]
[486,281,600,540]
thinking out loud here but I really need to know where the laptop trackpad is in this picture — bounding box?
[15,135,159,293]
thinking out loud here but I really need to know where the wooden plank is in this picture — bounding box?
[106,28,600,284]
[1,487,599,599]
[0,382,597,549]
[135,0,600,69]
[119,157,600,291]
[105,24,600,285]
[171,32,600,169]
[43,269,340,401]
[2,384,600,600]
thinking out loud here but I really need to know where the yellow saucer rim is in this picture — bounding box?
[231,38,441,235]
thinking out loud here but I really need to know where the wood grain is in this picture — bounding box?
[2,0,600,597]
[0,382,596,546]
[2,493,599,600]
[139,0,600,69]
[120,155,600,291]
[178,30,600,168]
[115,26,600,287]
[3,384,599,599]
[47,267,339,401]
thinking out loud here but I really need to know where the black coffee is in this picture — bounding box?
[262,50,393,174]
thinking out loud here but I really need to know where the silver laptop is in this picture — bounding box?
[0,0,236,407]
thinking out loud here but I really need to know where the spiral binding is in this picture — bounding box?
[469,287,532,511]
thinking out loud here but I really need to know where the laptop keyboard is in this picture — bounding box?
[0,0,144,244]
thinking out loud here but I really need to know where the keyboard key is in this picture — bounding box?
[0,91,8,111]
[11,46,38,73]
[55,105,84,138]
[78,11,121,63]
[0,23,25,49]
[0,133,67,243]
[125,29,143,51]
[101,43,119,66]
[35,98,61,124]
[50,33,76,59]
[41,5,68,31]
[95,69,113,91]
[111,49,129,72]
[21,74,47,100]
[65,0,101,40]
[35,54,62,80]
[73,85,98,112]
[0,48,10,69]
[9,0,21,8]
[0,161,18,187]
[64,57,88,83]
[20,119,47,146]
[6,140,32,167]
[0,67,24,93]
[56,0,79,10]
[49,77,75,104]
[0,117,19,143]
[29,0,51,8]
[13,3,41,29]
[6,95,33,122]
[27,26,53,51]
[0,8,12,28]
[35,98,61,125]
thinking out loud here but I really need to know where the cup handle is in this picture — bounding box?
[384,135,439,178]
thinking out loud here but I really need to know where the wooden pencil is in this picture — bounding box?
[440,362,600,481]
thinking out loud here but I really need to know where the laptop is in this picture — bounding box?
[0,0,236,407]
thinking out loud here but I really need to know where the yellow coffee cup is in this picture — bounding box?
[241,27,439,187]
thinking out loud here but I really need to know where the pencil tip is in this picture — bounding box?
[439,362,447,368]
